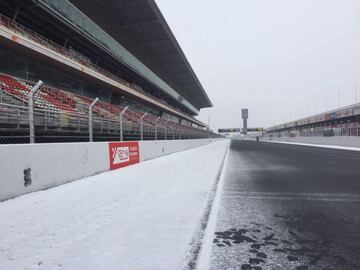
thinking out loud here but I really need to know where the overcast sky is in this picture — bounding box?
[155,0,360,131]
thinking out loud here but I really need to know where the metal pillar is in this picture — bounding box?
[88,97,99,142]
[140,112,147,141]
[119,106,129,141]
[28,80,43,144]
[155,116,161,141]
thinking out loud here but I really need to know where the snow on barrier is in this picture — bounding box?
[0,139,220,201]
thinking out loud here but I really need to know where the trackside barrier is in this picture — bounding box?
[0,138,222,201]
[262,136,360,148]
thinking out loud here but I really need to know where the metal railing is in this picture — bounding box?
[0,13,196,120]
[0,97,216,144]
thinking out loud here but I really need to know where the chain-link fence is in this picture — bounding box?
[0,13,220,144]
[0,89,219,144]
[0,103,30,143]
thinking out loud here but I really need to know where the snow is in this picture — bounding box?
[196,145,230,270]
[0,140,229,270]
[265,140,360,152]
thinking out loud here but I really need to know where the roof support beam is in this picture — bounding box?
[12,7,20,22]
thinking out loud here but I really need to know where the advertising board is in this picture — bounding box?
[109,141,140,170]
[218,128,240,133]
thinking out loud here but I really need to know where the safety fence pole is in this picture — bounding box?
[154,116,161,142]
[28,80,43,144]
[140,112,147,141]
[88,97,99,142]
[119,106,129,141]
[164,120,170,140]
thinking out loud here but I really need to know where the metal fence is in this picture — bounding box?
[299,127,360,137]
[267,126,360,139]
[0,95,216,144]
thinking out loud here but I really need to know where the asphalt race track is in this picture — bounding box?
[209,140,360,270]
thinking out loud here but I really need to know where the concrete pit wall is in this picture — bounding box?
[0,139,220,201]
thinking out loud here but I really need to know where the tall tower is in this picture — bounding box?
[242,109,248,135]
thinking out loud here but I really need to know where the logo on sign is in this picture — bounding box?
[108,142,140,170]
[112,146,130,164]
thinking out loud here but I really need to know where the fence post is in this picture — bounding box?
[140,112,147,141]
[28,80,43,144]
[17,109,20,129]
[155,116,161,141]
[119,106,129,141]
[164,120,170,140]
[88,97,99,142]
[44,111,48,130]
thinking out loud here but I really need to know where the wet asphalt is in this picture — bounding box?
[209,140,360,270]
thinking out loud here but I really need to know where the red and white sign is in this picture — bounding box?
[109,141,140,170]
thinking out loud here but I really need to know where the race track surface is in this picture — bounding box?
[210,140,360,270]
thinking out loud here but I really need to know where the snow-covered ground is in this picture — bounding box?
[0,140,229,270]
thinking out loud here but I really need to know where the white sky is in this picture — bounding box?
[155,0,360,131]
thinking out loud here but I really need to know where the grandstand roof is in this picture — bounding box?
[68,0,213,110]
[0,0,212,116]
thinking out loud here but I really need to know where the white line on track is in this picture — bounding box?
[195,145,230,270]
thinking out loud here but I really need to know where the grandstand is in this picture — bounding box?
[0,0,218,143]
[265,103,360,138]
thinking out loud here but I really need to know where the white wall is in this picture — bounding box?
[0,142,109,202]
[0,139,221,201]
[139,139,212,161]
[263,136,360,147]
